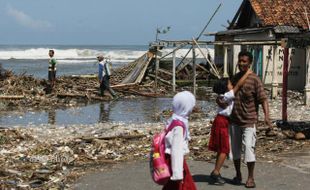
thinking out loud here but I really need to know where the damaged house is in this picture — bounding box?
[212,0,310,104]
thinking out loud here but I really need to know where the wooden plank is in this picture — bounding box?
[0,95,24,99]
[148,74,173,86]
[158,68,173,76]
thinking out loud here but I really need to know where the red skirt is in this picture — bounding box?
[208,114,230,154]
[162,158,197,190]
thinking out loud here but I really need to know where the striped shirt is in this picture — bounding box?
[231,72,267,127]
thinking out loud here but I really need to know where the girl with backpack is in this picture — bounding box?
[162,91,197,190]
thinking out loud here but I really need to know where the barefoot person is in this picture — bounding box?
[230,51,272,188]
[48,50,57,87]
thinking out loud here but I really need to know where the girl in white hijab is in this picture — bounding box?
[163,91,197,190]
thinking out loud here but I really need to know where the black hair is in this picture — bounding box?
[213,78,229,94]
[238,51,253,63]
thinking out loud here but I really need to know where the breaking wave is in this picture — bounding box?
[0,48,146,60]
[0,47,214,60]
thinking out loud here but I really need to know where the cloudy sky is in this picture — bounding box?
[0,0,242,45]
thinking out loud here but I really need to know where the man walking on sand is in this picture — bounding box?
[229,51,272,188]
[97,55,117,98]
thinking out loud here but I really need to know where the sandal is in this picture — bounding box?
[245,180,256,188]
[231,176,242,185]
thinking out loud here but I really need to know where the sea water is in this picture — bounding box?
[0,44,215,126]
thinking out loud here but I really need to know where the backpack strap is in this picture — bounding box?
[165,120,186,136]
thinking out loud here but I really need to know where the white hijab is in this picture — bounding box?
[166,91,196,140]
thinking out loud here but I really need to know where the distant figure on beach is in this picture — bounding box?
[208,69,252,185]
[162,91,197,190]
[97,55,117,98]
[48,49,57,87]
[228,51,272,188]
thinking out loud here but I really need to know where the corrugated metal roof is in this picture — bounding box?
[273,26,300,33]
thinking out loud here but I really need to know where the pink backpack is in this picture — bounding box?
[150,120,185,185]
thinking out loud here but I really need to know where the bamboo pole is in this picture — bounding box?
[155,46,159,92]
[192,45,196,95]
[193,39,221,79]
[223,46,228,78]
[172,50,176,92]
[176,3,222,71]
[271,45,278,99]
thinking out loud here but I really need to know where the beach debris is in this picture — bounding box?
[0,115,309,189]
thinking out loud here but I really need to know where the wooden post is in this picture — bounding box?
[155,46,159,91]
[172,50,176,92]
[271,45,278,98]
[282,47,289,121]
[192,45,196,95]
[223,46,228,78]
[233,45,241,74]
[305,46,310,105]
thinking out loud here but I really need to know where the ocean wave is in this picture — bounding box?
[0,48,146,60]
[0,47,214,60]
[58,59,134,64]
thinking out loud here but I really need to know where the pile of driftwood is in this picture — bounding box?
[1,119,309,189]
[0,52,174,111]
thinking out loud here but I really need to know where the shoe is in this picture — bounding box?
[210,172,225,185]
[231,176,242,185]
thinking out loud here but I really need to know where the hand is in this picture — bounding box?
[216,96,228,109]
[246,69,253,75]
[264,117,273,129]
[265,118,276,136]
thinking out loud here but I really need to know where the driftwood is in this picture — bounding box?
[148,74,173,86]
[57,93,88,99]
[111,83,138,89]
[0,95,24,99]
[158,68,173,76]
[82,134,146,142]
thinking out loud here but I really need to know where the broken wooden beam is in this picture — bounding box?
[148,74,173,86]
[0,95,24,99]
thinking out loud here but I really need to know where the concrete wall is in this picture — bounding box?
[263,46,306,90]
[216,45,306,90]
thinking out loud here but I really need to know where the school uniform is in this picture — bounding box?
[208,90,234,154]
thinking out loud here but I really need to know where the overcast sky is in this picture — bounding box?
[0,0,242,45]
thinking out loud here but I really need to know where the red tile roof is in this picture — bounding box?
[250,0,310,30]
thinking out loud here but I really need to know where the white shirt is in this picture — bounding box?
[217,89,235,117]
[164,126,189,180]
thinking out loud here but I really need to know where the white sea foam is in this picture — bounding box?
[57,59,132,65]
[0,47,214,60]
[162,47,215,59]
[0,48,146,60]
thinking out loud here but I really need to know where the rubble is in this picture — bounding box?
[0,114,309,189]
[1,63,310,188]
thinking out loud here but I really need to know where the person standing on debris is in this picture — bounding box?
[208,69,252,185]
[48,50,57,87]
[229,51,272,188]
[97,55,117,98]
[163,91,197,190]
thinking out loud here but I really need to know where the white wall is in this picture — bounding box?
[263,46,306,90]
